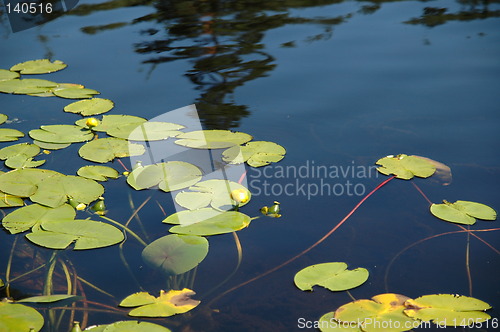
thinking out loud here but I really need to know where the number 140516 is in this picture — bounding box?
[5,2,52,14]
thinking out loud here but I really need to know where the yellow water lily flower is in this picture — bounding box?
[231,188,250,204]
[86,117,99,128]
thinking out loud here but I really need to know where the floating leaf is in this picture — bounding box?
[0,302,44,332]
[2,203,75,234]
[404,294,491,326]
[0,128,24,142]
[120,289,200,317]
[294,262,369,292]
[30,175,104,208]
[28,83,85,98]
[76,114,146,132]
[0,113,7,124]
[175,130,252,149]
[33,140,71,150]
[318,312,362,332]
[29,125,93,144]
[0,78,58,94]
[10,59,67,74]
[127,161,202,192]
[0,193,24,208]
[0,168,63,197]
[169,210,252,236]
[79,137,145,163]
[0,143,40,160]
[77,166,119,181]
[223,141,286,167]
[53,87,100,99]
[26,219,124,250]
[430,200,497,225]
[84,321,172,332]
[175,192,213,210]
[18,294,79,303]
[163,208,223,225]
[142,234,209,275]
[0,69,19,81]
[64,98,114,116]
[4,155,45,169]
[107,122,184,141]
[376,154,436,180]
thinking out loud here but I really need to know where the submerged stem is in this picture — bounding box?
[98,215,147,247]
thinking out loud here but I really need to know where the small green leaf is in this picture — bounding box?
[223,141,286,167]
[29,125,93,144]
[169,210,252,236]
[0,128,24,142]
[430,200,497,225]
[0,69,19,81]
[77,165,119,181]
[294,262,369,292]
[18,294,79,303]
[10,59,67,74]
[2,203,75,234]
[0,302,44,332]
[79,137,145,163]
[376,154,436,180]
[0,113,7,124]
[175,130,253,149]
[64,98,114,116]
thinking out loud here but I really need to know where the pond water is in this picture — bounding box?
[1,0,500,331]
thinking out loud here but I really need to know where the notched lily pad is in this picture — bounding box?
[0,70,19,81]
[64,98,114,116]
[77,165,119,181]
[430,200,497,225]
[2,203,76,234]
[376,154,436,180]
[175,130,252,149]
[107,121,185,141]
[0,143,45,169]
[10,59,67,74]
[79,137,145,163]
[0,128,24,142]
[169,210,252,236]
[29,125,93,144]
[119,289,200,317]
[0,78,58,94]
[223,141,286,167]
[0,168,63,197]
[294,262,369,292]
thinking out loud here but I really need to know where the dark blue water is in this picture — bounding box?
[1,0,500,331]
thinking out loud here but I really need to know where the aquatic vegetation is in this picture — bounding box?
[375,154,436,179]
[222,141,286,167]
[119,289,200,317]
[64,98,114,116]
[294,262,369,292]
[430,200,497,225]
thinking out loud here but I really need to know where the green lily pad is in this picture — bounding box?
[0,302,44,332]
[84,321,172,332]
[175,130,253,149]
[294,262,369,292]
[33,140,71,150]
[5,155,45,169]
[119,289,200,318]
[162,208,223,225]
[126,161,202,192]
[142,234,209,275]
[0,168,63,197]
[53,87,100,99]
[77,165,119,181]
[318,312,363,332]
[430,200,497,225]
[0,143,40,160]
[107,122,185,141]
[0,128,24,142]
[376,154,436,180]
[64,98,114,116]
[79,137,145,163]
[0,113,7,124]
[169,210,252,236]
[30,175,104,208]
[18,294,79,303]
[0,193,24,208]
[404,294,491,326]
[26,219,124,250]
[2,203,75,234]
[10,59,67,74]
[222,141,286,167]
[176,179,251,211]
[28,83,84,98]
[0,78,58,94]
[0,69,19,81]
[29,125,93,144]
[75,114,146,132]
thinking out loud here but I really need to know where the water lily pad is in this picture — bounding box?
[126,161,202,192]
[0,128,24,142]
[53,87,100,99]
[26,219,124,250]
[75,114,146,132]
[0,302,44,332]
[169,210,252,236]
[0,69,19,81]
[430,200,496,225]
[318,312,363,332]
[223,141,286,167]
[175,192,213,210]
[0,78,58,94]
[84,321,172,332]
[175,130,253,149]
[33,140,71,150]
[64,98,114,116]
[376,154,436,180]
[119,289,200,317]
[10,59,67,74]
[404,294,491,326]
[29,125,93,144]
[0,193,24,208]
[0,168,63,197]
[142,234,209,275]
[294,262,369,292]
[18,294,79,303]
[28,83,84,98]
[2,203,75,234]
[79,137,145,163]
[4,155,45,169]
[0,143,40,160]
[0,113,7,124]
[162,208,223,226]
[30,175,104,208]
[77,165,119,181]
[107,122,185,141]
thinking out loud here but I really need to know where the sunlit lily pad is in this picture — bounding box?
[77,165,119,181]
[119,289,200,317]
[0,193,24,208]
[0,143,44,169]
[75,114,146,132]
[107,122,185,141]
[29,125,93,144]
[175,192,213,210]
[18,294,79,303]
[5,155,45,169]
[30,175,104,208]
[169,210,252,236]
[0,78,58,94]
[53,87,100,99]
[28,83,84,98]
[318,312,363,332]
[376,154,436,180]
[175,130,253,149]
[0,168,63,197]
[142,234,209,275]
[84,321,172,332]
[0,113,7,124]
[430,200,496,225]
[64,98,114,116]
[26,219,124,250]
[10,59,67,74]
[404,294,491,326]
[0,128,24,142]
[163,208,223,226]
[223,141,286,167]
[2,203,75,234]
[0,70,19,81]
[0,302,44,332]
[79,137,145,163]
[294,262,369,292]
[126,161,202,192]
[33,140,71,150]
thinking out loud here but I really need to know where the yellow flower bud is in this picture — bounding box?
[86,117,100,128]
[231,188,250,204]
[75,203,87,211]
